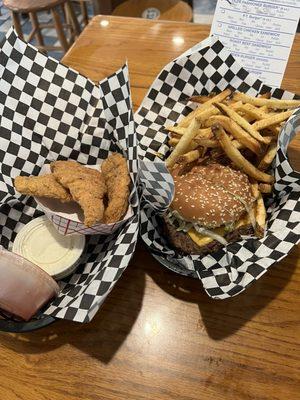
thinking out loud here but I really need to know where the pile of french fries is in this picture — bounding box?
[165,89,300,237]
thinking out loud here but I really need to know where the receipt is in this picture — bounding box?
[210,0,300,87]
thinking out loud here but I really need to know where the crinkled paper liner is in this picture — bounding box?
[136,36,300,299]
[0,29,139,322]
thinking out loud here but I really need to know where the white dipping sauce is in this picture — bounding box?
[13,216,85,280]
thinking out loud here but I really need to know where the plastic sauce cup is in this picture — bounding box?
[12,216,85,280]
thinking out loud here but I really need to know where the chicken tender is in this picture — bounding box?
[51,161,106,226]
[14,174,72,202]
[101,153,130,224]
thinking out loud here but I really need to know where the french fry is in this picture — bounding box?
[259,106,277,116]
[168,138,180,147]
[177,149,201,164]
[208,115,261,154]
[229,101,243,110]
[239,103,267,120]
[232,92,300,109]
[260,105,269,113]
[169,132,181,139]
[189,93,216,103]
[236,108,254,122]
[165,125,212,138]
[255,193,267,237]
[239,104,279,135]
[214,102,269,144]
[232,140,244,150]
[179,89,232,127]
[203,117,216,128]
[168,137,200,152]
[231,103,255,122]
[259,183,273,194]
[168,133,213,150]
[224,98,239,106]
[196,128,213,138]
[251,181,260,200]
[252,110,294,131]
[275,126,281,134]
[259,108,277,117]
[189,89,231,106]
[165,125,187,135]
[248,203,257,231]
[178,105,220,128]
[187,141,201,152]
[259,92,271,99]
[166,118,202,168]
[258,142,277,171]
[177,107,201,128]
[194,106,220,123]
[213,124,274,183]
[193,138,220,148]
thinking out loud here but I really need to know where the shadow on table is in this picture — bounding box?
[1,243,298,355]
[146,245,299,340]
[0,246,146,364]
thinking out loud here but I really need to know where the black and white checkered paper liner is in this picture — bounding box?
[0,28,139,322]
[138,159,174,212]
[136,35,300,299]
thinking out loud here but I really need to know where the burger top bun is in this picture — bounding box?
[171,163,253,229]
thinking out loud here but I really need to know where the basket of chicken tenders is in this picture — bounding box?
[136,36,300,299]
[0,29,139,330]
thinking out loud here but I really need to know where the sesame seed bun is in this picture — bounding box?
[171,163,253,229]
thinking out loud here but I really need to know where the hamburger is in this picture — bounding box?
[163,162,255,255]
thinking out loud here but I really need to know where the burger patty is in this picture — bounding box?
[163,218,253,255]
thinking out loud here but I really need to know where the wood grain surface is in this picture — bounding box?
[0,16,299,400]
[3,0,66,13]
[112,0,193,22]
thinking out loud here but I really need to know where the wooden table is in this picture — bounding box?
[1,16,299,400]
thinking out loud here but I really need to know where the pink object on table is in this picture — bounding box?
[0,248,59,321]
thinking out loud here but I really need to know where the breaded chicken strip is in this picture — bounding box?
[101,153,130,223]
[51,161,106,226]
[14,174,72,202]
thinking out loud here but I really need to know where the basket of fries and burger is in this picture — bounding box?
[137,36,300,298]
[0,29,139,331]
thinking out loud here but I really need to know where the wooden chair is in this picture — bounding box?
[79,1,89,26]
[71,1,89,26]
[3,0,81,54]
[112,0,193,22]
[72,0,114,26]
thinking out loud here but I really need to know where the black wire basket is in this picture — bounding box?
[0,310,56,333]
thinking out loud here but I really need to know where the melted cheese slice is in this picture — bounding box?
[187,226,225,247]
[187,213,251,248]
